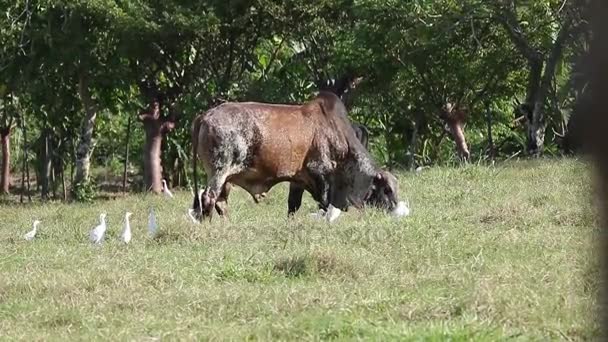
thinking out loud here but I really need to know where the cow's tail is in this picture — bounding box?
[191,115,202,202]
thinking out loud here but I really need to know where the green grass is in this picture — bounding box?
[0,158,599,340]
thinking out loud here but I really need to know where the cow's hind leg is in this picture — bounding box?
[202,171,230,221]
[215,183,231,217]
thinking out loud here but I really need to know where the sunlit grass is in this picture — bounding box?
[0,158,599,340]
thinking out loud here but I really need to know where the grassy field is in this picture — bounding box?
[0,158,599,340]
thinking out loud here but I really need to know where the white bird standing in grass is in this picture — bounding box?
[309,208,326,220]
[148,208,158,238]
[120,212,133,244]
[161,179,174,198]
[309,205,342,223]
[24,220,41,241]
[325,204,342,223]
[90,213,108,244]
[392,200,411,218]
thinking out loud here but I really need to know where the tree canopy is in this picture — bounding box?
[0,0,591,200]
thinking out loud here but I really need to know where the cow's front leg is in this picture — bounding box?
[288,183,305,216]
[309,173,333,210]
[314,177,344,223]
[316,175,332,210]
[305,156,335,212]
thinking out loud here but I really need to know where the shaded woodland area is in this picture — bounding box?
[0,0,590,201]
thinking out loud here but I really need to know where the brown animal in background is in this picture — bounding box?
[440,103,470,161]
[190,92,399,220]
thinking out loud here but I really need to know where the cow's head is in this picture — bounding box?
[331,151,378,211]
[365,170,399,212]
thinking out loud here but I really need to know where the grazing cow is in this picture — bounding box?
[191,92,399,221]
[287,121,384,216]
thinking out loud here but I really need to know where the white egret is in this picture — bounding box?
[309,208,327,220]
[148,208,158,238]
[392,200,411,218]
[90,213,108,244]
[325,204,342,223]
[24,220,41,241]
[161,179,174,198]
[310,205,341,223]
[120,212,133,244]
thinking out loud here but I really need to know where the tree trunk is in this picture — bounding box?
[139,99,176,193]
[41,131,52,200]
[405,111,422,170]
[51,152,58,199]
[74,73,98,187]
[26,160,31,201]
[20,126,25,203]
[384,129,393,168]
[499,9,574,156]
[143,121,164,192]
[61,159,67,201]
[485,104,495,160]
[70,137,75,185]
[22,118,31,202]
[172,157,181,188]
[0,127,11,194]
[528,24,572,155]
[519,60,544,155]
[122,116,132,193]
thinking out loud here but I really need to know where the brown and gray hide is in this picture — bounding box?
[191,92,398,220]
[287,122,393,216]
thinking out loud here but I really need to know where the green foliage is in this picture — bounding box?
[0,0,592,194]
[71,180,96,202]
